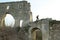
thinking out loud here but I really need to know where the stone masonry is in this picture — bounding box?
[0,1,60,40]
[0,1,32,27]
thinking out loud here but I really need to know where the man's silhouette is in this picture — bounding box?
[36,15,39,20]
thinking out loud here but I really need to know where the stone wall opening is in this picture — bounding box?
[31,28,42,40]
[5,14,15,27]
[0,13,15,27]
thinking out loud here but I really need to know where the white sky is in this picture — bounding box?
[0,0,60,21]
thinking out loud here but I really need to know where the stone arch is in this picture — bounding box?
[29,27,42,40]
[0,13,15,27]
[5,14,15,27]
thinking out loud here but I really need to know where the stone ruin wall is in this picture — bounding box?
[49,20,60,40]
[0,1,32,27]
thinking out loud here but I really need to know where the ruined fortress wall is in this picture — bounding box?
[0,1,31,27]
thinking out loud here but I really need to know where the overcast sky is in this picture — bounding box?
[0,0,60,21]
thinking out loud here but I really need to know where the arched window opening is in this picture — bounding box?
[5,14,15,27]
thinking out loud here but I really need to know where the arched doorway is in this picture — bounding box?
[31,28,42,40]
